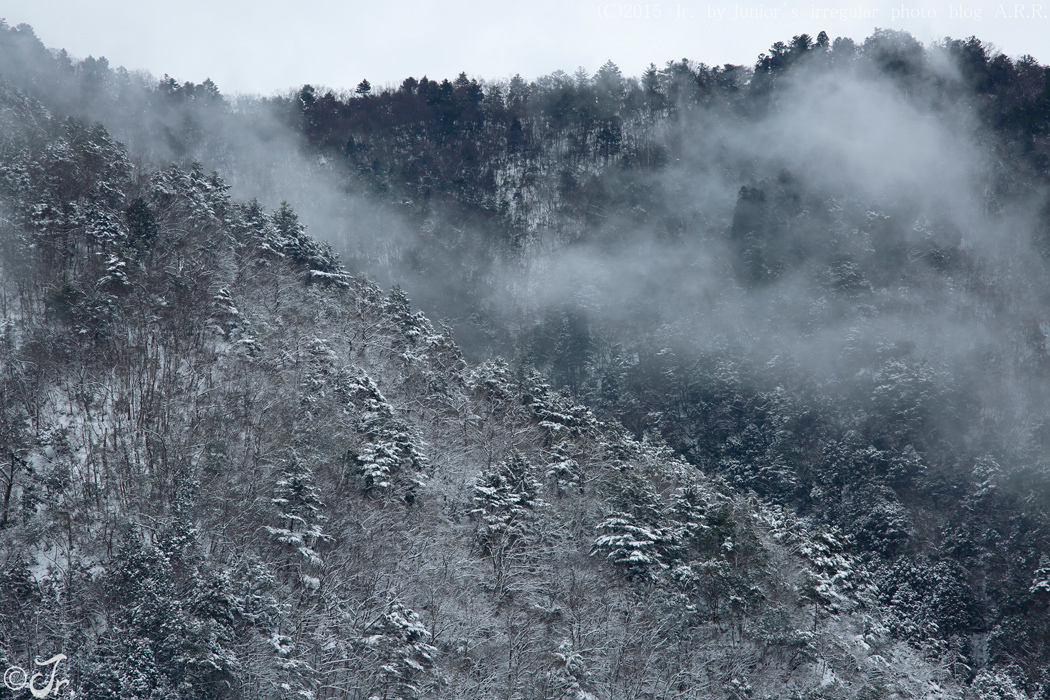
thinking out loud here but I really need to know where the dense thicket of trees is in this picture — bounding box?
[270,34,1050,693]
[3,18,1050,699]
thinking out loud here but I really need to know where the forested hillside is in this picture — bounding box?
[1,19,1050,700]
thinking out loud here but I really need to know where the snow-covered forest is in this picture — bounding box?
[1,20,1050,699]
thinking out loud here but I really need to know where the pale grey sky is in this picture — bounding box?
[0,0,1046,95]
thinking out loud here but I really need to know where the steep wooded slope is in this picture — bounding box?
[0,80,971,700]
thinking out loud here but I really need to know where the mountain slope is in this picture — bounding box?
[0,77,975,700]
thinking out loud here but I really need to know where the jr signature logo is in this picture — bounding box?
[3,654,72,698]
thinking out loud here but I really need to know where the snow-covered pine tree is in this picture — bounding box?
[545,639,597,700]
[472,450,546,594]
[264,449,330,587]
[592,468,673,584]
[361,601,436,700]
